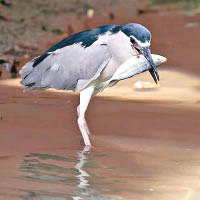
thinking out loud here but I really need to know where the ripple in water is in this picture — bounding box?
[19,146,126,200]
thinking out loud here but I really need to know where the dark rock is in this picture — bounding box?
[0,0,11,7]
[0,15,9,21]
[11,59,18,78]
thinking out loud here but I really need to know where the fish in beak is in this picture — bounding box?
[142,47,159,84]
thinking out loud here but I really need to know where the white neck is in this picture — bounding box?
[130,35,150,47]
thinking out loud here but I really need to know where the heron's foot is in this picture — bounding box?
[83,145,91,152]
[78,117,91,146]
[80,140,91,152]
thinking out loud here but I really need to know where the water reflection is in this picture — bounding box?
[73,146,90,199]
[20,146,125,200]
[74,146,90,190]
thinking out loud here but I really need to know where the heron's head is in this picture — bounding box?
[121,23,159,83]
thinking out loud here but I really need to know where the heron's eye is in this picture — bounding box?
[130,37,137,45]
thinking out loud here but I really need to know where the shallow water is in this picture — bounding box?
[0,72,200,200]
[19,147,127,200]
[4,138,197,200]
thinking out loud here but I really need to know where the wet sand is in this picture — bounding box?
[0,69,200,200]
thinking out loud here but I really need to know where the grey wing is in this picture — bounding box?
[20,44,111,92]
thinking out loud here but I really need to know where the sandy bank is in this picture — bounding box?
[1,69,200,106]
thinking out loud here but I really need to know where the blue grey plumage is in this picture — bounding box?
[20,22,166,146]
[112,23,151,43]
[20,23,155,92]
[33,25,116,67]
[32,23,151,68]
[21,44,111,91]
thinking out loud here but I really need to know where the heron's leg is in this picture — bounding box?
[78,84,95,146]
[77,88,99,117]
[77,104,89,135]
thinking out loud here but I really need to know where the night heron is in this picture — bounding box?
[20,23,167,146]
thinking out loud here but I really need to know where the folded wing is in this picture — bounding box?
[20,44,111,91]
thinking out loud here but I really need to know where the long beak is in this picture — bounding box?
[142,47,159,84]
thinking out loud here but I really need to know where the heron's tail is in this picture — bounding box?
[20,56,51,90]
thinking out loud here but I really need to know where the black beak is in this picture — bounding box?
[142,47,159,84]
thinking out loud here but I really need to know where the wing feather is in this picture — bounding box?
[20,43,111,91]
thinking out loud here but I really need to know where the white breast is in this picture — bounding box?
[99,31,138,82]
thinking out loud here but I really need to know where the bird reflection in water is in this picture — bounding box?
[73,146,91,199]
[20,146,124,200]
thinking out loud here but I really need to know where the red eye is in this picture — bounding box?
[130,37,136,45]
